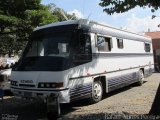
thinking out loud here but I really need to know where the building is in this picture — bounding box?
[145,31,160,71]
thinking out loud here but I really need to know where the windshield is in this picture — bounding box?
[13,31,73,71]
[13,25,92,71]
[25,32,70,58]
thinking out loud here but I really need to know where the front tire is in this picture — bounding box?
[137,69,144,86]
[90,81,103,104]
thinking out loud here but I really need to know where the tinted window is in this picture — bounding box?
[26,32,70,58]
[73,33,92,63]
[145,43,151,52]
[97,36,112,52]
[117,38,124,49]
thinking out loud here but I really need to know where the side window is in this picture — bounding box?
[117,38,124,49]
[97,36,112,52]
[78,34,91,55]
[144,43,151,52]
[73,33,92,64]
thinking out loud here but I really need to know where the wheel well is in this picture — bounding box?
[94,76,106,93]
[140,68,144,74]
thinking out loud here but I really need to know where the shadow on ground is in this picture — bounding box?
[0,98,47,120]
[1,81,157,120]
[58,112,160,120]
[149,83,160,115]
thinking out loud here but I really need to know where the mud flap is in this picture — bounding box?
[0,89,4,115]
[46,94,61,120]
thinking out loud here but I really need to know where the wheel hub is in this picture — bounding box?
[93,83,102,99]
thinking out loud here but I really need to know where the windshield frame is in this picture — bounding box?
[13,24,92,71]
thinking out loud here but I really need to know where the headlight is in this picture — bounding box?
[51,83,56,88]
[40,83,44,88]
[46,83,50,88]
[38,82,63,88]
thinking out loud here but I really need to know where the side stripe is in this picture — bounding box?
[108,72,139,92]
[70,84,92,100]
[108,73,137,85]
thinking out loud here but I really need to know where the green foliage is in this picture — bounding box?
[0,15,20,26]
[25,9,58,26]
[99,0,160,15]
[0,34,25,55]
[0,0,58,56]
[0,1,76,57]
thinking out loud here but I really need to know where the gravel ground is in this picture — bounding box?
[0,73,160,120]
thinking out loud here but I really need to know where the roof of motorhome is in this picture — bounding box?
[34,19,150,40]
[34,20,79,31]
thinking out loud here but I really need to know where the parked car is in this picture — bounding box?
[6,58,16,67]
[0,69,11,90]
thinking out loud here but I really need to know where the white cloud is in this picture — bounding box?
[124,14,160,33]
[112,12,129,20]
[67,9,84,19]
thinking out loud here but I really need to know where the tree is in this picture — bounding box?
[99,0,160,15]
[0,0,58,56]
[48,3,77,21]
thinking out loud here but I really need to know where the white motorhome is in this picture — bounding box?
[10,19,154,117]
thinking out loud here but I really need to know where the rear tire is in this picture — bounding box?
[137,69,144,86]
[90,81,103,104]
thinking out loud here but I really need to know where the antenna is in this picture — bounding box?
[82,0,85,18]
[69,13,75,20]
[87,13,92,20]
[59,9,69,21]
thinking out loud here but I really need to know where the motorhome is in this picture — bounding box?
[10,19,154,117]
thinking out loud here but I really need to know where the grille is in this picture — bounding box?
[19,84,35,87]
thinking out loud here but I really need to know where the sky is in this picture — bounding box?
[41,0,160,33]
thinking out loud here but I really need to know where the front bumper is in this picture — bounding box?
[11,87,70,103]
